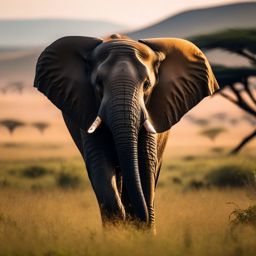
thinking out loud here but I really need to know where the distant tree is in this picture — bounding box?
[31,122,50,134]
[199,127,227,141]
[185,115,196,122]
[193,118,210,127]
[185,115,210,126]
[0,119,25,134]
[0,81,25,95]
[190,28,256,154]
[211,112,228,122]
[212,112,241,125]
[228,118,240,126]
[8,81,25,94]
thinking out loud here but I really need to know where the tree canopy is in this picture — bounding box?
[0,119,25,134]
[190,28,256,64]
[212,65,256,117]
[212,65,256,88]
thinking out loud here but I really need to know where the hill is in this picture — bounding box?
[127,2,256,39]
[0,19,126,48]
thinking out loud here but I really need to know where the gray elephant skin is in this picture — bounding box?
[34,34,219,231]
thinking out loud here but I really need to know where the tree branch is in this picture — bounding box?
[242,49,256,63]
[230,129,256,155]
[236,49,256,64]
[218,91,238,104]
[229,84,256,117]
[218,90,256,117]
[244,81,256,105]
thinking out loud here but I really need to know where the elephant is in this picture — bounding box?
[34,34,219,231]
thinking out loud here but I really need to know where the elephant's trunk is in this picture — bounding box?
[107,80,149,223]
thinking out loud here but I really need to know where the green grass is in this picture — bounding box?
[161,154,256,190]
[0,153,255,191]
[0,158,89,190]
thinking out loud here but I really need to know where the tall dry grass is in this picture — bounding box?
[0,188,256,256]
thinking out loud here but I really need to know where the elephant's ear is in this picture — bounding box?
[139,38,219,133]
[34,36,103,129]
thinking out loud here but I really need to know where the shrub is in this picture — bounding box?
[211,147,225,154]
[183,155,196,161]
[187,179,206,190]
[22,166,49,179]
[0,179,10,188]
[205,165,255,188]
[172,177,182,184]
[56,172,81,189]
[230,204,256,228]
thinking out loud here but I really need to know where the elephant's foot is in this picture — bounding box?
[100,203,126,226]
[101,213,156,236]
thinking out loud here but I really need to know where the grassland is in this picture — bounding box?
[0,149,256,256]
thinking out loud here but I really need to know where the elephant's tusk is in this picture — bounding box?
[144,119,157,134]
[87,116,102,134]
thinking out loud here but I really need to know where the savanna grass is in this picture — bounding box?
[0,154,255,255]
[0,188,256,255]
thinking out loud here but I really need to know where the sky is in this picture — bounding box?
[0,0,253,28]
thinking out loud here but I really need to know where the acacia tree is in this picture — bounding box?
[31,122,50,134]
[185,115,210,127]
[0,119,25,134]
[190,29,256,154]
[199,127,227,142]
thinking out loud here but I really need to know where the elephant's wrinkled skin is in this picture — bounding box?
[34,34,219,231]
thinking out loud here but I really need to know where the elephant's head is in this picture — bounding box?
[34,35,219,222]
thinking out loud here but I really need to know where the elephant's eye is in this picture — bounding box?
[96,77,103,89]
[143,80,151,91]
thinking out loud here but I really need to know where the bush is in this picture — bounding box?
[0,179,10,188]
[56,172,81,189]
[205,165,255,188]
[183,155,196,161]
[211,147,225,154]
[172,177,182,184]
[187,179,206,190]
[230,204,256,228]
[22,166,49,179]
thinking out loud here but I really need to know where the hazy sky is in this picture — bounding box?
[0,0,253,28]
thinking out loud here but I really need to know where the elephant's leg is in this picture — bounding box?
[155,131,170,188]
[115,167,137,221]
[121,185,136,222]
[115,167,122,196]
[80,128,125,226]
[138,127,158,230]
[154,161,162,188]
